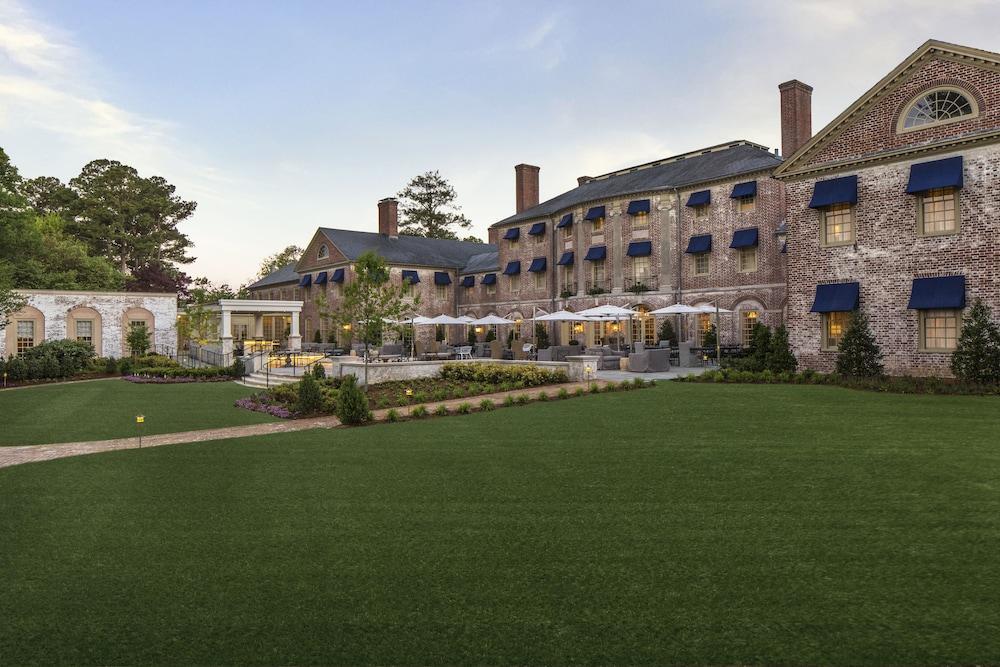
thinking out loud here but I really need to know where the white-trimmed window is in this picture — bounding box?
[632,256,651,284]
[563,224,572,240]
[561,265,574,292]
[75,319,94,344]
[435,284,448,301]
[738,196,756,213]
[822,311,850,351]
[16,320,35,354]
[533,271,545,290]
[694,253,710,276]
[918,187,959,235]
[509,274,520,295]
[485,282,496,297]
[920,309,960,351]
[738,247,758,272]
[821,203,855,246]
[741,310,759,347]
[592,216,604,233]
[632,211,649,228]
[900,88,977,132]
[694,204,708,218]
[590,261,605,289]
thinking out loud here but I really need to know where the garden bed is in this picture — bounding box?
[237,362,573,419]
[681,367,1000,395]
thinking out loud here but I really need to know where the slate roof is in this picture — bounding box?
[493,141,783,226]
[247,262,301,289]
[459,250,500,274]
[319,228,495,270]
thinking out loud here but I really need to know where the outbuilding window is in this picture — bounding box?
[75,319,93,344]
[16,320,35,354]
[741,310,759,347]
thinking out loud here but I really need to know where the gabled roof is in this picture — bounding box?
[318,228,494,270]
[247,262,300,289]
[459,250,500,275]
[492,141,782,226]
[775,39,1000,179]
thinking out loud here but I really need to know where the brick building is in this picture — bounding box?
[775,40,1000,375]
[246,39,999,376]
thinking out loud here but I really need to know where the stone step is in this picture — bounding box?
[236,372,302,389]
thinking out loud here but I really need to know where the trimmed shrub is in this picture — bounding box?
[104,357,119,374]
[557,387,569,399]
[20,339,95,377]
[574,387,585,397]
[296,373,323,415]
[658,319,676,346]
[951,299,1000,384]
[230,358,246,378]
[433,404,449,416]
[457,402,472,414]
[312,363,326,379]
[836,311,884,378]
[410,404,429,418]
[478,399,494,411]
[589,382,601,394]
[514,393,530,405]
[503,395,515,407]
[335,375,371,424]
[537,390,549,401]
[385,408,400,422]
[439,363,568,387]
[767,326,798,374]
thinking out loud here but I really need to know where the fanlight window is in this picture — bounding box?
[902,89,975,130]
[318,244,329,259]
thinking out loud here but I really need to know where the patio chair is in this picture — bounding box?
[455,345,472,360]
[627,351,649,373]
[647,348,671,372]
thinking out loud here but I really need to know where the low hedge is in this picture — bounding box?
[439,362,568,387]
[126,366,235,381]
[682,368,1000,395]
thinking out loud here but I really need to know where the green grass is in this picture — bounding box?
[1,383,999,664]
[0,379,276,445]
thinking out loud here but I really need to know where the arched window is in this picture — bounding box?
[67,306,103,356]
[318,244,329,259]
[899,88,977,132]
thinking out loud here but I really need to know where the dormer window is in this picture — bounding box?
[899,88,977,132]
[318,244,329,259]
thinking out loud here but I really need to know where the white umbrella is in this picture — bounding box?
[470,314,516,325]
[396,315,433,325]
[425,314,467,325]
[694,304,733,313]
[456,315,476,323]
[650,303,703,315]
[577,304,638,317]
[534,310,588,322]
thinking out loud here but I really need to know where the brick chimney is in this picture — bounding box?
[378,197,398,238]
[515,163,540,214]
[488,227,499,245]
[779,79,813,159]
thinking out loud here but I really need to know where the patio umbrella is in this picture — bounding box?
[534,310,588,321]
[576,304,638,317]
[649,303,702,315]
[425,314,467,325]
[469,314,516,325]
[456,315,476,323]
[694,304,733,313]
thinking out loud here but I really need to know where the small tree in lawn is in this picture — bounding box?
[126,324,151,357]
[835,310,883,377]
[767,325,798,373]
[951,299,1000,384]
[332,251,415,388]
[657,318,676,346]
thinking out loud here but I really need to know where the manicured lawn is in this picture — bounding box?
[0,379,276,445]
[1,383,999,664]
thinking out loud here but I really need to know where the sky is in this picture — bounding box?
[2,0,999,285]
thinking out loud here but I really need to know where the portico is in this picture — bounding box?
[211,299,304,355]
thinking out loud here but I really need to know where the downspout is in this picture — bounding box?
[673,187,682,304]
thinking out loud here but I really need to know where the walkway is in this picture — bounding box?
[0,380,613,470]
[596,366,708,382]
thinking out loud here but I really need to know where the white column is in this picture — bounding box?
[287,309,302,351]
[253,313,264,338]
[220,308,234,356]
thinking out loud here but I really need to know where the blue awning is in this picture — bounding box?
[556,213,573,229]
[314,271,328,285]
[730,228,759,248]
[331,268,345,283]
[557,251,574,266]
[906,156,963,194]
[686,190,710,207]
[528,257,547,272]
[627,199,650,215]
[584,206,606,221]
[626,241,652,257]
[503,261,521,275]
[731,181,758,199]
[503,227,520,240]
[810,282,860,313]
[685,234,712,254]
[401,269,420,284]
[584,246,607,261]
[481,273,497,285]
[460,275,475,288]
[434,271,452,285]
[298,274,312,287]
[907,275,966,309]
[528,222,546,236]
[809,175,858,209]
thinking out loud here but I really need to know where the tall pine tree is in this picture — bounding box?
[950,299,1000,384]
[835,310,884,377]
[396,171,472,240]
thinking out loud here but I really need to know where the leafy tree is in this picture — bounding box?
[0,285,26,331]
[330,251,416,387]
[69,159,196,276]
[951,299,1000,384]
[767,325,798,373]
[658,318,676,345]
[396,171,472,240]
[257,245,304,279]
[461,234,483,243]
[20,176,77,220]
[126,324,152,357]
[836,310,884,377]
